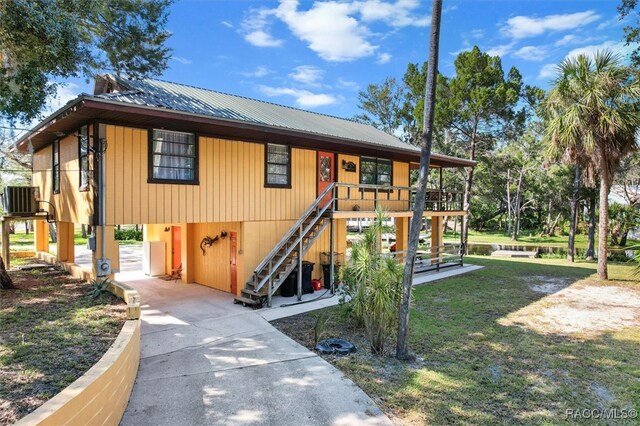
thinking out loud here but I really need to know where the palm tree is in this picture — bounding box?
[543,50,640,279]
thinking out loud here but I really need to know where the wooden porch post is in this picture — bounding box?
[56,221,75,263]
[430,216,443,266]
[394,217,409,260]
[34,219,49,253]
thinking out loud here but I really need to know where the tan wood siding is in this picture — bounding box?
[32,131,93,225]
[104,126,317,226]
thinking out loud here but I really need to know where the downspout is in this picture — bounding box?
[100,126,106,262]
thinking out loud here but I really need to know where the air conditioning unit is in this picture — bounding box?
[2,187,38,216]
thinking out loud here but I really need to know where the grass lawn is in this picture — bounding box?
[0,262,126,424]
[273,257,640,425]
[445,229,639,249]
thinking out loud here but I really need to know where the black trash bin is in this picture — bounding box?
[321,264,341,289]
[280,270,296,297]
[280,261,315,296]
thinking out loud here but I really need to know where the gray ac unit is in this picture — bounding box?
[2,187,38,216]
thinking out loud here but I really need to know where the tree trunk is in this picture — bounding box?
[597,158,609,280]
[397,0,442,361]
[0,256,15,289]
[81,224,87,239]
[506,169,512,235]
[461,166,475,252]
[586,189,596,260]
[511,170,524,241]
[25,221,29,235]
[568,165,581,262]
[49,223,57,243]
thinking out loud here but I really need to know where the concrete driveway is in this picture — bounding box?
[119,275,391,426]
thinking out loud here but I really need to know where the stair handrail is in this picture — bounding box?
[252,182,335,290]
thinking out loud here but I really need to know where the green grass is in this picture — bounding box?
[273,257,639,425]
[445,229,639,249]
[0,266,125,423]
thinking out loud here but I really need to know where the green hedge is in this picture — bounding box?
[114,228,142,241]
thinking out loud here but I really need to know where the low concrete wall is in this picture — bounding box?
[10,250,36,258]
[15,320,141,426]
[15,260,142,426]
[35,252,93,281]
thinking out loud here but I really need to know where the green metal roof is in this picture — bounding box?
[96,75,418,153]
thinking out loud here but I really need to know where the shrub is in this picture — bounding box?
[339,209,403,355]
[114,228,142,241]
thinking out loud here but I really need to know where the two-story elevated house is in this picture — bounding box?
[12,75,474,307]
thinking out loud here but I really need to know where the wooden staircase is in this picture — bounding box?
[234,183,335,308]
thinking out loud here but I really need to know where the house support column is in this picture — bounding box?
[394,217,409,262]
[34,219,49,253]
[181,223,194,283]
[1,218,10,269]
[56,222,75,263]
[329,218,335,293]
[93,225,120,279]
[430,216,443,266]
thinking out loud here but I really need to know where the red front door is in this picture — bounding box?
[171,226,181,271]
[317,151,335,207]
[230,232,238,295]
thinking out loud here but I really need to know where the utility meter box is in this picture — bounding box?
[96,258,112,277]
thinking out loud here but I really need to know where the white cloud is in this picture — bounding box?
[554,34,579,46]
[275,1,376,62]
[355,0,429,28]
[242,66,271,78]
[502,10,600,39]
[597,17,623,31]
[221,21,234,28]
[46,83,80,112]
[337,78,359,90]
[512,45,549,62]
[376,52,392,64]
[538,40,637,80]
[469,29,484,39]
[242,8,283,47]
[245,30,283,47]
[258,85,338,108]
[171,56,192,65]
[241,1,427,62]
[486,42,516,57]
[565,40,634,61]
[554,34,601,47]
[537,63,557,80]
[289,65,324,85]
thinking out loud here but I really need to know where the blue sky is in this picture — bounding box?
[50,0,637,121]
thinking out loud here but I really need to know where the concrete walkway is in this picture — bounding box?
[119,273,391,426]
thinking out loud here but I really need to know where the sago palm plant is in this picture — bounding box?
[340,209,403,355]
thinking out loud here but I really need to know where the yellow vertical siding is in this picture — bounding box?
[32,131,93,225]
[103,126,318,226]
[191,222,240,292]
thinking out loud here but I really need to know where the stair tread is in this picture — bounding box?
[233,296,261,305]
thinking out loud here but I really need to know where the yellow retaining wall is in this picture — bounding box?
[14,277,141,426]
[15,320,140,426]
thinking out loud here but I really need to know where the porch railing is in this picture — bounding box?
[389,243,464,273]
[332,183,464,213]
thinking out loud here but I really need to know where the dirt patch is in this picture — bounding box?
[500,284,640,336]
[525,276,571,294]
[0,261,126,424]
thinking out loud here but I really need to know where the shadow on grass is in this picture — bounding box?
[0,269,125,422]
[396,257,640,424]
[284,257,639,425]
